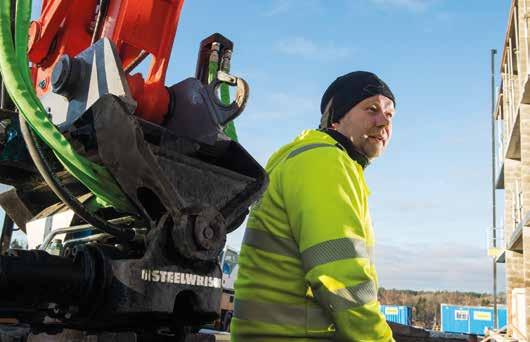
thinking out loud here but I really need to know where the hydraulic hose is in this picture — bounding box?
[19,114,134,241]
[207,44,238,141]
[91,0,109,45]
[0,0,135,240]
[0,0,135,213]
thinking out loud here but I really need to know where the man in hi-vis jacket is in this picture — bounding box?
[232,71,396,341]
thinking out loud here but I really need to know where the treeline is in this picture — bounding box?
[378,288,506,329]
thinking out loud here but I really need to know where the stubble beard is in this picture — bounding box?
[360,140,385,160]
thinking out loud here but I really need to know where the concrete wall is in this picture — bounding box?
[520,103,530,334]
[500,0,530,337]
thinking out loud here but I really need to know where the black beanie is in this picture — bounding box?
[320,71,395,128]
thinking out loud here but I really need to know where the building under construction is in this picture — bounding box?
[493,0,530,339]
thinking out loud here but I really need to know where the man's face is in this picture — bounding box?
[332,95,395,160]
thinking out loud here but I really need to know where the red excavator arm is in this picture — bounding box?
[28,0,184,123]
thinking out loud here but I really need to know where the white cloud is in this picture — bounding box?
[244,92,318,121]
[276,37,318,56]
[376,242,505,292]
[264,0,294,16]
[275,37,353,61]
[227,229,504,292]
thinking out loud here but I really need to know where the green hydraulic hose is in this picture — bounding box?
[221,81,238,141]
[14,0,31,87]
[0,0,134,213]
[208,60,238,141]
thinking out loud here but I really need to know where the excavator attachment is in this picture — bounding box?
[0,0,266,340]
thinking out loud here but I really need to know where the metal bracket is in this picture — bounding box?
[206,71,249,126]
[39,38,136,130]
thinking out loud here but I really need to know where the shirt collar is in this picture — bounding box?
[321,128,370,169]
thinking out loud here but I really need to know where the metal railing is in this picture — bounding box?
[501,72,516,141]
[513,180,524,227]
[496,0,530,160]
[487,225,505,252]
[501,5,522,143]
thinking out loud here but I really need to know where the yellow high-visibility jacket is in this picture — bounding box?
[231,129,393,342]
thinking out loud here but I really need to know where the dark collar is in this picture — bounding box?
[321,128,370,169]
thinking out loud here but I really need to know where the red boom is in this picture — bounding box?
[28,0,185,124]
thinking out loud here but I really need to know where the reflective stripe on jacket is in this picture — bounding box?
[231,129,393,342]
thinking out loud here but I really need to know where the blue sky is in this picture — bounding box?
[24,0,510,292]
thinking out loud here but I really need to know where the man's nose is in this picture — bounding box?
[375,111,390,126]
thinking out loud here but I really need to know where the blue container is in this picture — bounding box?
[380,305,412,326]
[440,304,507,335]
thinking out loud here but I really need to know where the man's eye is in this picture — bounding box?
[368,105,378,112]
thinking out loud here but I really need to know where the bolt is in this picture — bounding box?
[51,54,82,98]
[203,227,214,240]
[221,49,232,72]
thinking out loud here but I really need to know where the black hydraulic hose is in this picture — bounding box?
[18,115,135,241]
[124,50,149,73]
[92,0,148,73]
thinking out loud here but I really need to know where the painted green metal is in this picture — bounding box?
[208,61,238,141]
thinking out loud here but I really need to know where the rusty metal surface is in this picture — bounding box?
[0,160,37,187]
[0,188,34,231]
[0,167,91,231]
